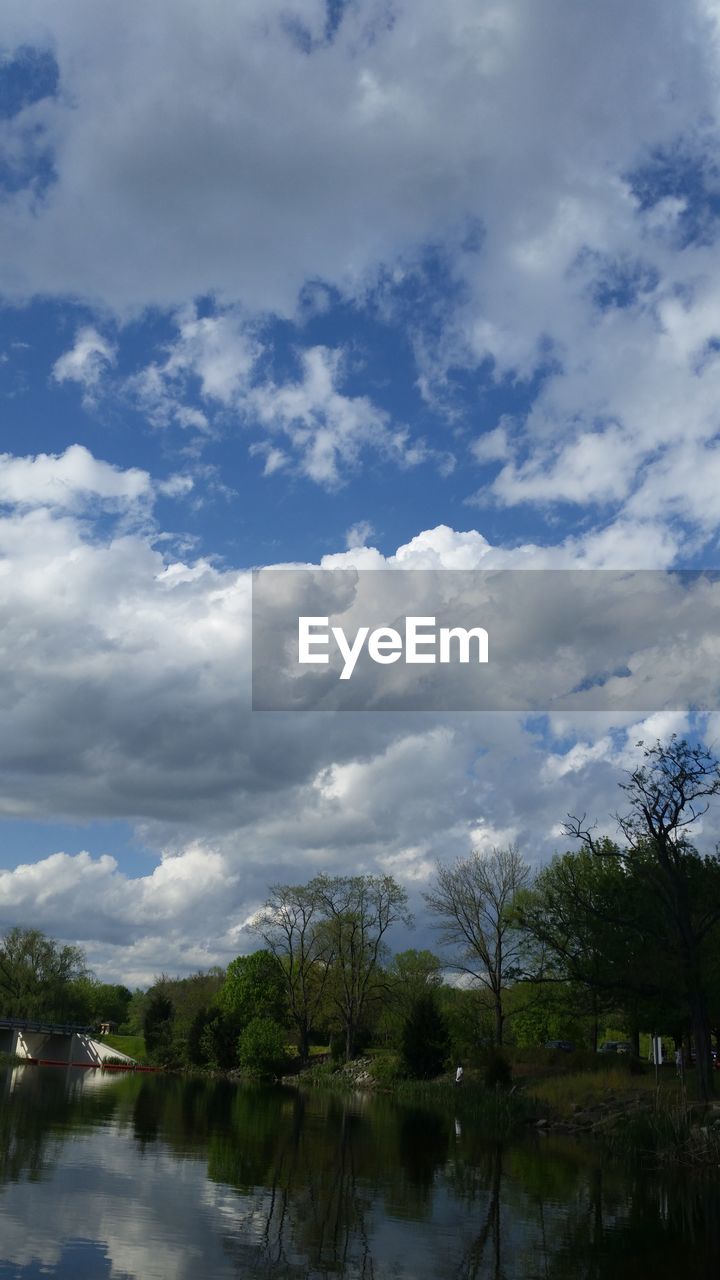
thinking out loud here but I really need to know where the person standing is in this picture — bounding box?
[455,1063,464,1086]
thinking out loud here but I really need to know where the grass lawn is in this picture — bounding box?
[102,1033,147,1064]
[529,1065,704,1115]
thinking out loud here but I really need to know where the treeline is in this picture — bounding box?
[132,738,720,1098]
[3,737,720,1097]
[0,926,132,1027]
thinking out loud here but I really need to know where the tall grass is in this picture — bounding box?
[529,1066,657,1113]
[605,1105,720,1165]
[394,1079,531,1137]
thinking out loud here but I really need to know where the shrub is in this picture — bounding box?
[482,1048,512,1089]
[370,1051,404,1086]
[401,994,449,1079]
[143,993,178,1066]
[237,1017,289,1080]
[329,1032,345,1063]
[200,1009,243,1071]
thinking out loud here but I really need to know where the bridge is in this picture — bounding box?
[0,1017,137,1068]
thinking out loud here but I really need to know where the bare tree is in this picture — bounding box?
[425,845,531,1047]
[312,874,412,1060]
[248,883,334,1061]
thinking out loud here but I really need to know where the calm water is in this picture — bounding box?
[0,1067,717,1279]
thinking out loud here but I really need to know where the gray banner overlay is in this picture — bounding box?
[251,569,720,711]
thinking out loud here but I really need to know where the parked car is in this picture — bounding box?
[598,1040,633,1055]
[544,1039,576,1052]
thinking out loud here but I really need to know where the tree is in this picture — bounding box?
[516,847,678,1050]
[143,992,175,1065]
[90,983,133,1026]
[186,1006,215,1067]
[388,949,443,1013]
[0,927,88,1021]
[401,993,448,1079]
[249,885,334,1060]
[237,1016,289,1080]
[312,874,412,1060]
[218,950,287,1026]
[425,845,531,1047]
[199,1008,242,1071]
[566,736,720,1100]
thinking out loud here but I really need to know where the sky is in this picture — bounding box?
[2,0,720,984]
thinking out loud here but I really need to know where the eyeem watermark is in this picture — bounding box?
[298,615,489,680]
[252,567,720,711]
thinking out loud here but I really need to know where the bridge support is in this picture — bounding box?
[0,1027,19,1057]
[0,1021,136,1067]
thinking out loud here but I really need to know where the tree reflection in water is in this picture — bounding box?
[1,1068,719,1279]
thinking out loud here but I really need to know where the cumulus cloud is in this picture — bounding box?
[2,2,719,536]
[126,312,439,486]
[0,443,151,512]
[0,0,711,319]
[2,0,720,972]
[346,519,375,549]
[250,346,430,487]
[51,326,115,401]
[0,455,711,979]
[129,305,261,429]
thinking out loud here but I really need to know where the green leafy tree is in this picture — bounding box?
[437,985,495,1064]
[389,950,443,1010]
[143,992,175,1065]
[218,950,287,1026]
[237,1016,289,1080]
[565,737,720,1099]
[89,983,133,1026]
[505,978,587,1048]
[186,1007,214,1067]
[249,883,335,1060]
[200,1009,243,1071]
[123,989,150,1034]
[516,846,665,1049]
[0,927,88,1021]
[401,993,448,1079]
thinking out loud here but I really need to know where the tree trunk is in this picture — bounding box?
[494,997,503,1048]
[689,990,714,1101]
[298,1025,309,1062]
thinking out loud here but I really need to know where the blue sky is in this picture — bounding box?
[2,0,720,982]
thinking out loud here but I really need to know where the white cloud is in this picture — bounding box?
[157,472,194,498]
[346,519,375,549]
[127,314,438,487]
[0,458,713,978]
[0,443,151,512]
[3,2,719,532]
[128,305,260,430]
[250,345,427,487]
[0,0,710,320]
[51,326,115,402]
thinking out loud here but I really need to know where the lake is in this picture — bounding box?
[0,1065,717,1278]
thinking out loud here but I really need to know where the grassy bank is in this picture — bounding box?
[295,1048,720,1163]
[103,1033,148,1064]
[524,1062,720,1165]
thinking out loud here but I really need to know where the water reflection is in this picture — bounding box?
[0,1066,717,1279]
